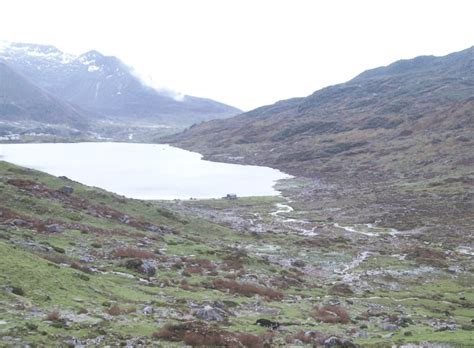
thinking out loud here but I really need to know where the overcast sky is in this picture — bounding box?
[0,0,473,110]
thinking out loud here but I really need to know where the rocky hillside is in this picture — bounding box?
[0,42,241,128]
[168,47,473,225]
[1,161,473,346]
[169,46,473,175]
[0,62,90,138]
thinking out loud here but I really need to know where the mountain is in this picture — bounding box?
[168,47,473,176]
[0,61,90,137]
[0,42,241,126]
[168,47,473,229]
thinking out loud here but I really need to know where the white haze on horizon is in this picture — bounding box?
[0,0,473,111]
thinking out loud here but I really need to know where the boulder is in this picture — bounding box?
[10,219,28,227]
[58,186,74,195]
[124,258,156,277]
[45,224,64,233]
[380,324,399,331]
[119,215,130,224]
[324,337,356,348]
[141,260,156,277]
[195,305,224,321]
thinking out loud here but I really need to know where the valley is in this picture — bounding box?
[0,43,472,347]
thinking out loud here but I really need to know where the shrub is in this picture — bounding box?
[312,305,350,324]
[237,333,263,348]
[70,261,93,274]
[40,253,70,264]
[11,286,25,296]
[152,322,262,347]
[107,304,135,316]
[114,247,155,259]
[46,311,61,321]
[184,266,203,275]
[211,279,282,300]
[190,258,216,270]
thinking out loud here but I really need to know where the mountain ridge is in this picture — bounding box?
[0,61,90,131]
[0,41,241,128]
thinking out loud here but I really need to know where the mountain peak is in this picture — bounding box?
[78,50,104,60]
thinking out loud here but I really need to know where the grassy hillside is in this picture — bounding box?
[0,161,473,346]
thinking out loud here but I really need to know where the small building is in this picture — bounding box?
[225,193,238,200]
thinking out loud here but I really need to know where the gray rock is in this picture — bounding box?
[45,224,64,233]
[119,215,130,224]
[140,260,156,277]
[142,306,154,315]
[324,336,356,348]
[433,323,456,332]
[447,266,460,274]
[10,219,28,227]
[146,224,160,233]
[58,186,74,195]
[195,306,224,321]
[123,258,156,277]
[380,324,399,331]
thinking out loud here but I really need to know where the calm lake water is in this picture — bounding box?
[0,142,291,200]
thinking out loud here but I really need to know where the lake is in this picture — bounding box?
[0,142,291,200]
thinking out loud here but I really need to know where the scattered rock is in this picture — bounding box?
[324,336,356,348]
[380,324,399,331]
[45,224,64,233]
[433,323,457,332]
[58,186,74,195]
[119,215,130,224]
[142,306,154,315]
[141,260,156,277]
[329,283,354,296]
[10,219,28,227]
[123,258,156,277]
[447,266,460,274]
[455,135,470,142]
[195,305,224,321]
[146,224,161,233]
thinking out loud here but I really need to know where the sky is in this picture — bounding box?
[0,0,473,111]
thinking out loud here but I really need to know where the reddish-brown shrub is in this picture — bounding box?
[152,322,196,341]
[221,259,244,271]
[183,332,227,346]
[180,279,191,290]
[107,304,135,316]
[41,253,71,264]
[312,305,350,324]
[237,333,263,348]
[114,248,155,259]
[46,311,61,321]
[211,279,282,300]
[70,261,93,274]
[190,258,216,270]
[152,322,265,347]
[184,266,203,275]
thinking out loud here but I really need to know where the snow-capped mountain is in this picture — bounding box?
[0,41,241,126]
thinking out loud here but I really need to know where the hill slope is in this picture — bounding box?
[0,62,90,136]
[169,46,473,176]
[1,161,473,346]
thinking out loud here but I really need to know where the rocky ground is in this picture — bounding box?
[0,161,473,347]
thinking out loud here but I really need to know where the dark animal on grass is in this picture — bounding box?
[255,319,280,330]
